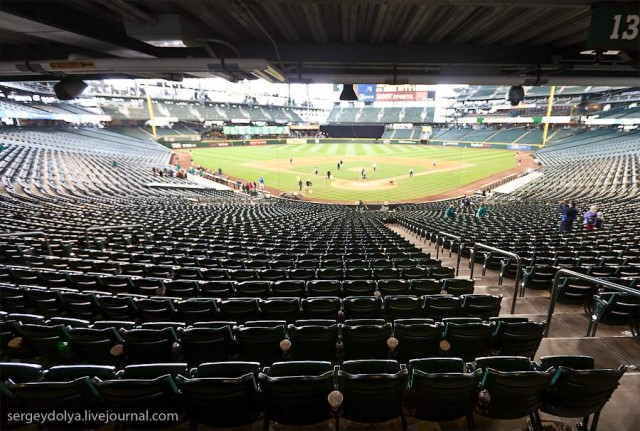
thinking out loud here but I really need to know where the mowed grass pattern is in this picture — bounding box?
[189,143,516,202]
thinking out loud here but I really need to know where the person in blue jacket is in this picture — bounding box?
[558,201,578,232]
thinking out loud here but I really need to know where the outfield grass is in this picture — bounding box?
[187,143,517,202]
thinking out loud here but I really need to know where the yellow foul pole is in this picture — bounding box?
[146,93,157,140]
[542,85,556,147]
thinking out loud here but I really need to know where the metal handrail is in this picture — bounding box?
[469,243,522,314]
[85,224,146,247]
[436,232,463,276]
[543,269,640,337]
[0,231,52,255]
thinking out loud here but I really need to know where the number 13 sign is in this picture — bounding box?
[587,2,640,51]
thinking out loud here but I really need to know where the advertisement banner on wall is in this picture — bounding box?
[249,140,268,146]
[286,138,308,144]
[161,135,200,143]
[507,144,532,151]
[223,125,289,135]
[375,85,435,102]
[390,123,413,129]
[357,84,376,102]
[208,142,229,147]
[377,92,416,102]
[171,143,197,149]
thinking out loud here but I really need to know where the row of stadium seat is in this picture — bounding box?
[3,315,544,365]
[1,290,501,323]
[1,265,457,287]
[0,355,626,431]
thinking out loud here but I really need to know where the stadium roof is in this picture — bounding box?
[0,0,638,86]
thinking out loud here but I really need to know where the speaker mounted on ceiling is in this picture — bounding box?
[54,77,87,100]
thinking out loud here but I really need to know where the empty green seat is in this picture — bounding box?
[337,360,409,429]
[259,361,335,427]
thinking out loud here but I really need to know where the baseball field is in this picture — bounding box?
[187,143,521,202]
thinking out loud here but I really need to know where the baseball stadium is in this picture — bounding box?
[0,1,639,431]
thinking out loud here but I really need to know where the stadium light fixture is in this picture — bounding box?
[124,14,196,48]
[339,84,358,101]
[580,50,620,56]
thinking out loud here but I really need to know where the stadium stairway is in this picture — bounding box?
[491,171,544,194]
[173,152,193,170]
[389,223,640,431]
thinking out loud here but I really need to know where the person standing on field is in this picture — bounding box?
[409,168,414,177]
